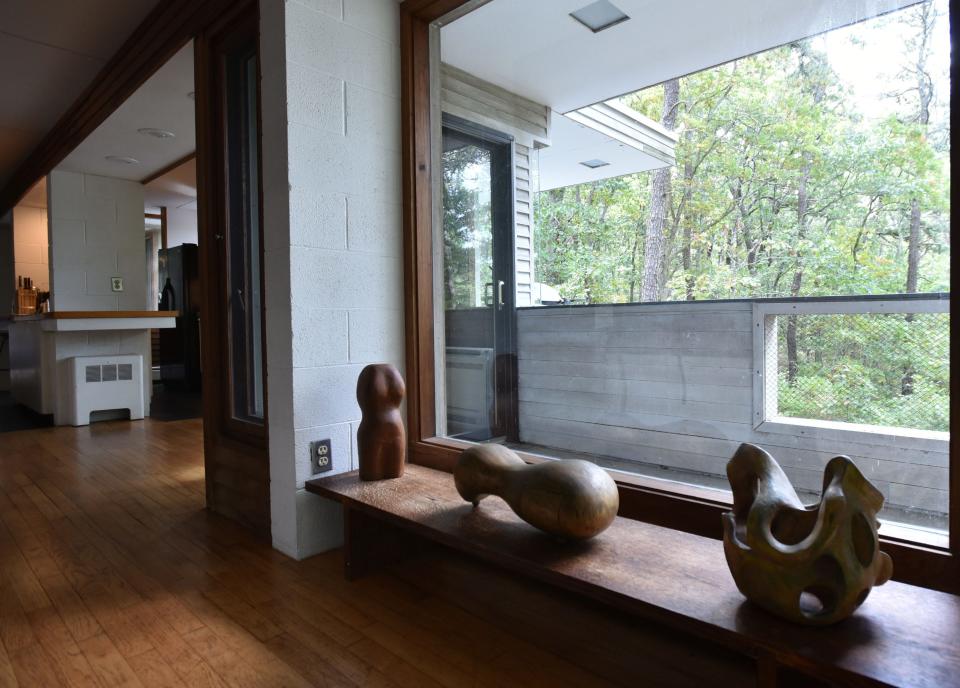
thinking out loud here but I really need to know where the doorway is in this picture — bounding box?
[441,115,518,442]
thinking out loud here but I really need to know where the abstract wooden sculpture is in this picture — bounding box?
[454,444,619,540]
[356,363,406,481]
[722,443,893,625]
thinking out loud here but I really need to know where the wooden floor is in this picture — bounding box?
[0,418,615,687]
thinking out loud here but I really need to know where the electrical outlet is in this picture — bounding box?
[110,276,124,292]
[310,439,332,474]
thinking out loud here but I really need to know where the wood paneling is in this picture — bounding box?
[0,419,632,688]
[308,464,960,688]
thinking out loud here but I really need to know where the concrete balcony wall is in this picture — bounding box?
[516,299,949,520]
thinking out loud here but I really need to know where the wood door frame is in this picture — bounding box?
[399,0,959,593]
[195,0,270,538]
[196,4,268,447]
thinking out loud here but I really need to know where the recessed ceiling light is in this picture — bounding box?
[105,155,140,165]
[580,159,610,169]
[138,127,176,139]
[570,0,630,33]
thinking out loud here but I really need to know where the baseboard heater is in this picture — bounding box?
[63,355,144,426]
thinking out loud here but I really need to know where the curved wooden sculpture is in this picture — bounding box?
[454,445,619,540]
[356,364,406,481]
[722,443,893,625]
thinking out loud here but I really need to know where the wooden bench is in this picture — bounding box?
[306,464,960,688]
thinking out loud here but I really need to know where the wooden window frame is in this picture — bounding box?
[399,0,959,594]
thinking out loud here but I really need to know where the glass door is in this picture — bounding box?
[441,117,517,441]
[224,45,264,424]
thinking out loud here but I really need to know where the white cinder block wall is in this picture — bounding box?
[47,169,152,414]
[261,0,404,559]
[48,169,147,312]
[12,205,50,291]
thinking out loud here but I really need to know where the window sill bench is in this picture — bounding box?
[306,464,959,688]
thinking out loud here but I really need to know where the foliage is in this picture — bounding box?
[530,3,950,432]
[533,11,950,303]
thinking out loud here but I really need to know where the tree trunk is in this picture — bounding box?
[640,78,680,302]
[901,3,934,395]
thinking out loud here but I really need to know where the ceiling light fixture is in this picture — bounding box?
[138,127,176,139]
[570,0,630,33]
[105,155,140,165]
[580,159,610,169]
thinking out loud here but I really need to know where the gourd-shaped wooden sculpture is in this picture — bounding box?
[722,443,893,625]
[454,444,619,540]
[356,364,406,481]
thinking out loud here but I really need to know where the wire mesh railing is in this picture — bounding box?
[771,311,950,432]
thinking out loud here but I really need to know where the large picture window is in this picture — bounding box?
[401,0,955,591]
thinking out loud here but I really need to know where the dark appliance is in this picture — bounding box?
[157,244,201,390]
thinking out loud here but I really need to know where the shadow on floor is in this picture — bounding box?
[0,391,54,433]
[150,382,203,421]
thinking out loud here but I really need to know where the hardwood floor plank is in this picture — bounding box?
[26,606,100,688]
[126,649,189,688]
[77,632,144,688]
[0,419,617,688]
[0,636,19,688]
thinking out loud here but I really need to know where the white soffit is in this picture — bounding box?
[440,0,921,114]
[59,43,195,182]
[536,112,672,191]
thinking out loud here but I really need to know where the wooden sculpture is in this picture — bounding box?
[356,363,406,481]
[722,443,893,625]
[454,444,619,540]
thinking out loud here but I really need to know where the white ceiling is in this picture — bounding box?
[441,0,920,114]
[144,156,197,212]
[0,0,159,190]
[59,42,195,182]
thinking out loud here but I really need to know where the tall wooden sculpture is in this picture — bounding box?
[723,443,893,625]
[454,444,619,540]
[356,364,406,481]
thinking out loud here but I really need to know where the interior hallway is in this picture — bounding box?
[0,419,611,688]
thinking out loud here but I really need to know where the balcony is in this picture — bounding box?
[509,293,950,535]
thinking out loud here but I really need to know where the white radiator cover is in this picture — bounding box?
[62,355,144,426]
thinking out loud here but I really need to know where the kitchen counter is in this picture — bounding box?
[8,310,177,423]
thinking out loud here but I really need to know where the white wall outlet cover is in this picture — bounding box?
[111,277,124,292]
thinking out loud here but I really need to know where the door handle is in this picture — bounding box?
[497,280,505,308]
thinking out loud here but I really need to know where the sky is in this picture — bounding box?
[817,0,951,127]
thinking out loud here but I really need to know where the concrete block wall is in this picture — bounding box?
[12,204,49,291]
[260,0,404,559]
[47,170,147,312]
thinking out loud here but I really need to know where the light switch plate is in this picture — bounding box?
[310,439,332,474]
[110,276,124,292]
